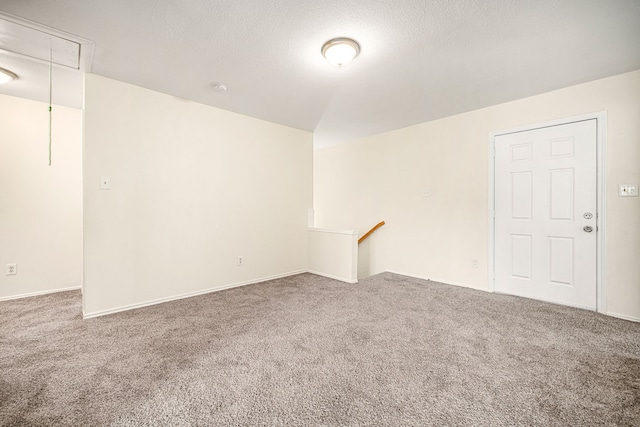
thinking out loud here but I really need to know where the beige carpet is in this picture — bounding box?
[1,272,639,426]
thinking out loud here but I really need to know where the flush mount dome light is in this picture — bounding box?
[0,67,18,84]
[321,38,360,68]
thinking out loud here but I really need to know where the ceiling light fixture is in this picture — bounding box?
[321,38,360,68]
[0,67,18,84]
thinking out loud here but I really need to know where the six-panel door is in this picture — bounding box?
[494,119,597,310]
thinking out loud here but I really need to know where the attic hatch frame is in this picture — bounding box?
[0,12,95,165]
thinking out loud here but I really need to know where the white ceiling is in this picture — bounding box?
[1,0,639,149]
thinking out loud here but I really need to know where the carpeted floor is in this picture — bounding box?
[1,272,639,426]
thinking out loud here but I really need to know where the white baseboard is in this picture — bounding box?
[307,270,358,284]
[606,312,640,323]
[384,270,488,292]
[385,271,639,322]
[82,270,307,319]
[0,286,81,302]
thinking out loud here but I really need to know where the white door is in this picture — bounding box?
[494,119,597,310]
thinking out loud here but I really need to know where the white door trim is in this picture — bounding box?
[488,112,607,313]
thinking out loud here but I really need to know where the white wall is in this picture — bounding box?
[308,228,358,283]
[314,70,640,321]
[0,94,82,299]
[83,75,312,317]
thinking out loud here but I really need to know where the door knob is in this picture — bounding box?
[583,225,593,233]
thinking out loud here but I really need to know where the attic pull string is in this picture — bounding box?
[48,47,52,166]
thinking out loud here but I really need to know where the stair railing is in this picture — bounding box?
[358,221,385,244]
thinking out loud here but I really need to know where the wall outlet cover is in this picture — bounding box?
[6,263,17,275]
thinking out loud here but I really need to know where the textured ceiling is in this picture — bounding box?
[1,0,639,148]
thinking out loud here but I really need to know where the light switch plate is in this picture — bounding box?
[100,176,111,190]
[619,184,638,197]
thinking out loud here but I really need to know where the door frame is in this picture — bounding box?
[488,112,607,313]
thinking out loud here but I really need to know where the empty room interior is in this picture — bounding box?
[1,1,639,425]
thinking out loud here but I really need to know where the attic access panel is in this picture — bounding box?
[0,13,90,70]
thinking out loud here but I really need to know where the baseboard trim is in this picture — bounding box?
[82,270,307,319]
[0,286,81,302]
[383,272,639,322]
[384,270,488,292]
[606,312,640,323]
[307,270,358,284]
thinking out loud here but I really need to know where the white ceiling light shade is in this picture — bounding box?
[321,38,361,68]
[0,67,18,84]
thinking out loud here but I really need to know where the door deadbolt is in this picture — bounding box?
[583,212,593,219]
[583,225,593,233]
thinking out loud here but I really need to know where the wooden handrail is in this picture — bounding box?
[358,221,385,244]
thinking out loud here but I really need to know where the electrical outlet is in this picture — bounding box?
[6,263,17,275]
[472,259,479,268]
[237,256,244,266]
